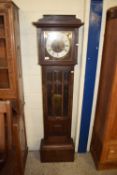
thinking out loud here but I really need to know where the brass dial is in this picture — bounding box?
[45,31,72,59]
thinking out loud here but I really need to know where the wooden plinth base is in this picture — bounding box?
[91,149,117,170]
[40,139,75,162]
[91,135,117,170]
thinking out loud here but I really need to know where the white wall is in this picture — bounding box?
[74,0,91,151]
[13,0,88,150]
[87,0,117,151]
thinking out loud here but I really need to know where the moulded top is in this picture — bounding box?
[0,0,13,3]
[0,0,19,9]
[33,15,83,28]
[107,6,117,20]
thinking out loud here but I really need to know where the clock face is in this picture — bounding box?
[44,31,72,59]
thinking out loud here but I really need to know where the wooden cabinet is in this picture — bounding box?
[0,0,24,113]
[91,7,117,169]
[0,1,27,174]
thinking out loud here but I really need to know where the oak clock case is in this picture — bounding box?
[33,15,83,162]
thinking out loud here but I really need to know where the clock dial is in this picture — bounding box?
[45,31,72,59]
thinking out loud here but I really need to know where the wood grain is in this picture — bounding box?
[91,6,117,170]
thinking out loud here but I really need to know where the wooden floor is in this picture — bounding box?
[25,152,117,175]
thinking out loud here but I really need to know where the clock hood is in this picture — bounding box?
[33,15,83,28]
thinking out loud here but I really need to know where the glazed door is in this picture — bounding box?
[42,66,74,141]
[0,6,16,99]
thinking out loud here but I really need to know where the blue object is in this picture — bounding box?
[78,0,103,152]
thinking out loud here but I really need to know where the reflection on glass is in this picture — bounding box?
[53,94,62,116]
[47,69,69,117]
[0,15,7,67]
[0,16,5,36]
[63,72,68,116]
[0,39,7,67]
[47,72,53,116]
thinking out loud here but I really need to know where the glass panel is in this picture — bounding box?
[0,39,7,67]
[0,69,10,88]
[53,71,62,116]
[0,16,5,37]
[47,69,70,117]
[63,71,69,116]
[47,72,53,116]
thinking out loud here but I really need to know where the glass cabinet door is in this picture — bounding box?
[0,14,10,89]
[0,15,5,36]
[43,66,74,118]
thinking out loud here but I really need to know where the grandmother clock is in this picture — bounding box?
[33,15,83,162]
